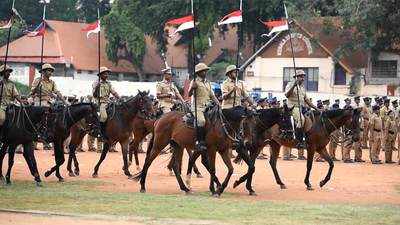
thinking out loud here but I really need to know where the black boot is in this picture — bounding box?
[295,128,307,149]
[195,127,207,152]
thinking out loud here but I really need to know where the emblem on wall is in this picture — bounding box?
[277,33,314,56]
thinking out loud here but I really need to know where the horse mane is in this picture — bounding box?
[257,108,281,121]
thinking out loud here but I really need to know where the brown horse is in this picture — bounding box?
[185,106,295,196]
[92,91,155,178]
[233,108,361,194]
[132,105,253,194]
[128,114,203,177]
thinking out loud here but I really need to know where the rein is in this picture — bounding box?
[217,107,241,143]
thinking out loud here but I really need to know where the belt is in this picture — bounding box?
[363,118,369,121]
[389,131,395,135]
[374,129,381,132]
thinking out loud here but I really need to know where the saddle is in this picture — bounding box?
[182,103,219,129]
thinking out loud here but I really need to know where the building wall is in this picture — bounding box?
[245,57,351,95]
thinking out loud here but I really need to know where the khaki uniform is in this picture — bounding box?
[328,130,340,159]
[369,114,383,162]
[221,79,249,109]
[380,106,390,147]
[285,81,307,128]
[384,118,397,162]
[361,105,372,148]
[92,80,116,122]
[191,79,213,127]
[156,80,180,113]
[30,77,59,107]
[0,79,19,125]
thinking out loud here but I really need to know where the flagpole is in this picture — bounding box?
[39,1,47,107]
[1,0,16,104]
[285,2,304,134]
[233,0,243,107]
[97,8,101,108]
[191,0,199,140]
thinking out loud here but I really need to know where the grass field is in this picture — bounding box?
[1,180,399,225]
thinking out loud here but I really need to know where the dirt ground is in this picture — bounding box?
[4,139,400,205]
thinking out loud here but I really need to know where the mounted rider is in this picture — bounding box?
[221,65,253,109]
[0,65,21,128]
[156,68,185,113]
[188,63,220,152]
[92,67,120,139]
[30,63,65,107]
[285,69,320,149]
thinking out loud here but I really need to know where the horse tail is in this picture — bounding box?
[131,171,142,182]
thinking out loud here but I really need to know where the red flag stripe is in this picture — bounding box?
[82,20,99,31]
[220,10,242,22]
[166,15,193,25]
[262,19,287,28]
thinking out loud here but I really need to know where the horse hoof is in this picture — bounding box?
[280,184,287,189]
[44,171,51,177]
[212,193,220,198]
[140,189,146,193]
[249,191,257,196]
[306,186,314,191]
[75,171,80,176]
[92,174,98,178]
[58,178,65,182]
[169,170,174,176]
[68,172,76,177]
[196,174,203,178]
[35,181,42,187]
[185,190,194,195]
[319,181,326,188]
[233,180,239,189]
[0,176,5,183]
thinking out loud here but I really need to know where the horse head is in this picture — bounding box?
[135,90,155,118]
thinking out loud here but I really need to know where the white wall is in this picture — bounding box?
[246,56,350,94]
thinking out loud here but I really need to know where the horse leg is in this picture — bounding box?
[269,142,286,189]
[244,151,258,196]
[22,143,42,186]
[167,152,174,176]
[186,149,202,178]
[67,143,76,177]
[121,140,132,178]
[170,141,190,193]
[0,144,8,182]
[233,144,259,190]
[92,142,110,178]
[207,149,217,195]
[129,139,141,171]
[216,148,234,196]
[5,145,16,185]
[304,149,315,190]
[54,141,66,182]
[318,147,334,188]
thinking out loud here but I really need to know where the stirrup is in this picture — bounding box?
[195,141,207,152]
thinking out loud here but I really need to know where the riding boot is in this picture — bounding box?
[295,128,307,149]
[195,127,207,152]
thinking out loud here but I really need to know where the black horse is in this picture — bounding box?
[0,105,48,186]
[42,103,100,182]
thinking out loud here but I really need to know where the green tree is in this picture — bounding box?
[77,0,111,23]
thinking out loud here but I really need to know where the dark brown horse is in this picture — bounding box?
[234,108,361,194]
[132,106,254,194]
[92,91,155,178]
[185,106,294,196]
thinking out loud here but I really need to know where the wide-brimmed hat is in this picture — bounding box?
[354,96,360,100]
[0,65,13,74]
[195,63,210,74]
[40,63,55,73]
[384,98,390,103]
[98,67,111,76]
[344,98,351,102]
[322,99,330,104]
[161,68,173,75]
[293,69,306,78]
[363,97,371,102]
[225,65,238,75]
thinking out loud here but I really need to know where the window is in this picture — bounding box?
[283,67,319,91]
[334,63,346,85]
[372,60,397,78]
